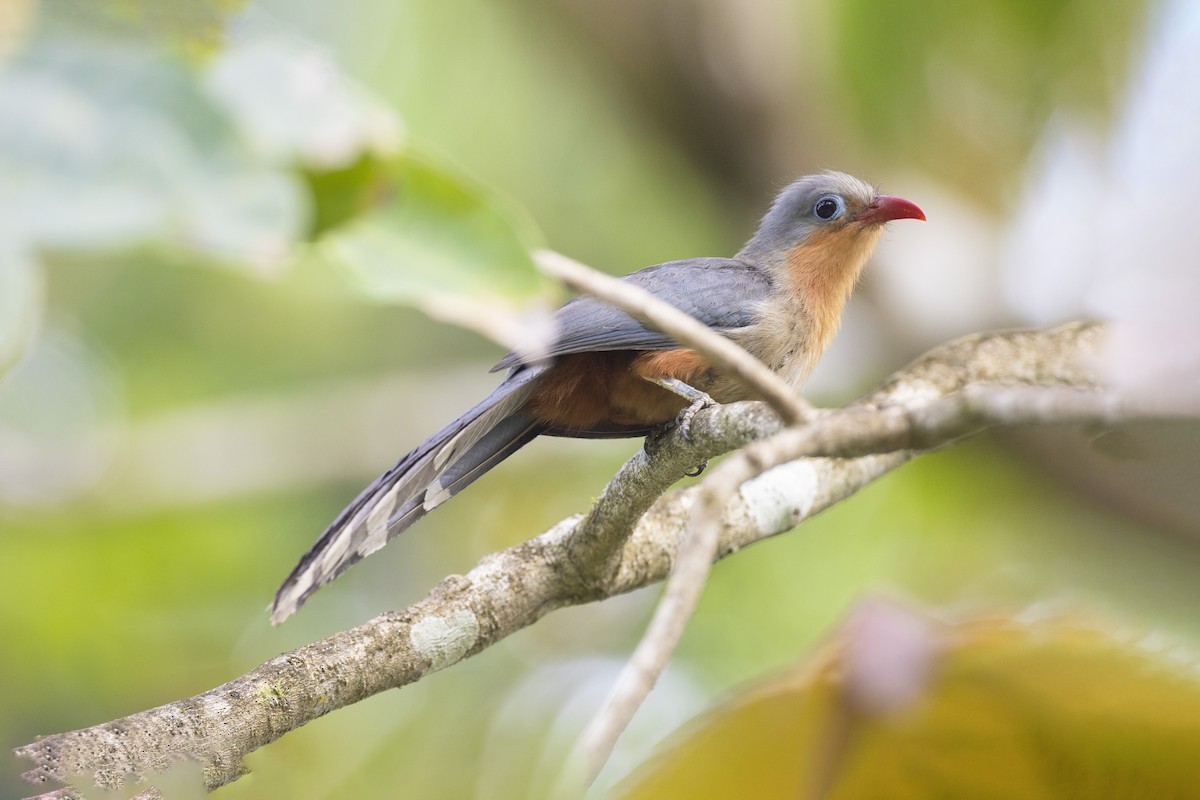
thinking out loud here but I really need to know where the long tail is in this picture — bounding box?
[271,368,546,624]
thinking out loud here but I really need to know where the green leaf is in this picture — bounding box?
[317,153,557,352]
[302,155,391,238]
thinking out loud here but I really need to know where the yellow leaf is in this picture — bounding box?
[617,602,1200,799]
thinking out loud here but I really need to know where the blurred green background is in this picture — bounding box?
[5,0,1200,797]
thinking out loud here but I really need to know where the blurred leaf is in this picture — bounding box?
[0,239,40,374]
[204,36,403,168]
[303,154,393,238]
[618,608,1200,799]
[0,38,306,272]
[317,153,557,353]
[37,0,246,59]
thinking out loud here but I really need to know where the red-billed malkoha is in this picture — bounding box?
[271,172,924,623]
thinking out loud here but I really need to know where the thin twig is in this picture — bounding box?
[578,436,769,782]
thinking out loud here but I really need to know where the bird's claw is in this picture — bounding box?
[675,391,716,443]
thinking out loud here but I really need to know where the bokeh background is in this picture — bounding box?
[3,0,1200,797]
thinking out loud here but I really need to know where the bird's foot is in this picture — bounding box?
[673,390,716,443]
[644,376,717,443]
[642,378,716,478]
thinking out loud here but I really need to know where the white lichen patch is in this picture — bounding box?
[739,459,819,534]
[202,696,232,717]
[410,611,480,674]
[879,377,943,406]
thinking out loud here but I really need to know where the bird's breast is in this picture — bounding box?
[731,293,821,392]
[748,224,883,387]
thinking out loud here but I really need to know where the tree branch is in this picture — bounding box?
[18,321,1158,797]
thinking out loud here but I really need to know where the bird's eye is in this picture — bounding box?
[813,195,844,220]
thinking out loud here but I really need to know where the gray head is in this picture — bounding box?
[737,171,924,270]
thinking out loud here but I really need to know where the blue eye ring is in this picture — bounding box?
[813,195,845,221]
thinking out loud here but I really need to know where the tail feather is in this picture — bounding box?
[271,368,545,624]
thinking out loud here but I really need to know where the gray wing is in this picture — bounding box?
[493,257,773,371]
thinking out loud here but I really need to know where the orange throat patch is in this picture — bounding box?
[784,224,883,360]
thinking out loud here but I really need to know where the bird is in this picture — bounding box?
[271,171,924,623]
